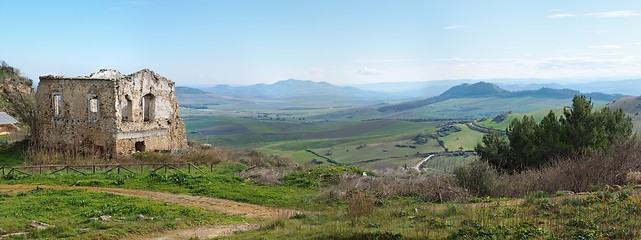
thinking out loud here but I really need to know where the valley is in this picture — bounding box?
[178,80,625,171]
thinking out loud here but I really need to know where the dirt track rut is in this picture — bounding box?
[0,184,300,239]
[0,184,297,219]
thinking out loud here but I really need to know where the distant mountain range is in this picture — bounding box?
[357,78,641,98]
[204,79,382,100]
[176,80,628,114]
[496,79,641,96]
[378,82,626,112]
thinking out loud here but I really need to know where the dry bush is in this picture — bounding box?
[175,149,223,164]
[26,148,112,165]
[186,142,295,167]
[625,171,641,184]
[24,140,297,169]
[320,169,470,203]
[346,191,375,218]
[493,138,641,197]
[238,168,288,185]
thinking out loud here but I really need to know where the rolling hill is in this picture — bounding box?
[606,96,641,133]
[377,82,625,113]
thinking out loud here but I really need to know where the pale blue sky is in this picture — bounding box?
[2,0,641,85]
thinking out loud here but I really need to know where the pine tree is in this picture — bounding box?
[476,95,633,173]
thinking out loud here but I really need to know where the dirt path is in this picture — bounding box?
[121,224,261,240]
[0,184,301,239]
[0,184,298,219]
[414,154,434,172]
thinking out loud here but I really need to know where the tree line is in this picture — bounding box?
[475,95,633,173]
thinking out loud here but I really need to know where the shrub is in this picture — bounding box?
[238,168,287,185]
[453,160,497,197]
[318,169,470,203]
[345,191,375,218]
[492,138,641,197]
[281,164,369,188]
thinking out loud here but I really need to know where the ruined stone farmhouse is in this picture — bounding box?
[35,69,187,156]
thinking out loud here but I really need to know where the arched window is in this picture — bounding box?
[142,94,155,122]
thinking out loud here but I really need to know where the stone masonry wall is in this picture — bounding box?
[113,69,187,154]
[36,69,187,156]
[34,78,117,155]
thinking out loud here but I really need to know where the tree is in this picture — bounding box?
[476,95,633,173]
[0,62,37,145]
[507,115,543,170]
[537,111,566,158]
[475,131,510,170]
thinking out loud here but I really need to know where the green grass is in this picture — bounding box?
[476,108,564,131]
[310,140,442,165]
[222,190,641,239]
[0,163,326,211]
[0,188,247,239]
[0,140,26,167]
[440,124,485,151]
[422,155,477,173]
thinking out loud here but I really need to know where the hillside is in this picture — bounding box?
[0,61,34,119]
[378,81,624,113]
[607,96,641,133]
[176,86,254,108]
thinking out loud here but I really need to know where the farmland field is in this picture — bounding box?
[179,94,611,170]
[440,124,485,151]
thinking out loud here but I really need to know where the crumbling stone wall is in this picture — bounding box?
[112,69,187,154]
[35,69,186,156]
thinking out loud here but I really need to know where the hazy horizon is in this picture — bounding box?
[2,0,641,86]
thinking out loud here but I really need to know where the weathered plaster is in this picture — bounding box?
[35,69,186,156]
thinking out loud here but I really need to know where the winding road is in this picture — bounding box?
[413,154,434,172]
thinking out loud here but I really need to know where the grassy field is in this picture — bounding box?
[0,188,247,239]
[423,155,477,173]
[390,97,599,120]
[309,140,442,166]
[476,108,564,131]
[440,124,485,151]
[182,111,450,168]
[0,163,324,210]
[222,190,641,239]
[0,140,26,166]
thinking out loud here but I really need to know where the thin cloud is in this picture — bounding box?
[547,13,577,18]
[584,30,612,34]
[589,45,622,49]
[443,25,465,30]
[353,59,423,63]
[586,10,641,18]
[634,42,641,45]
[127,1,149,5]
[357,67,384,76]
[505,46,518,50]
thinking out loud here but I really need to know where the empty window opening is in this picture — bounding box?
[122,95,133,122]
[89,97,98,113]
[52,93,63,116]
[135,141,146,152]
[142,94,155,122]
